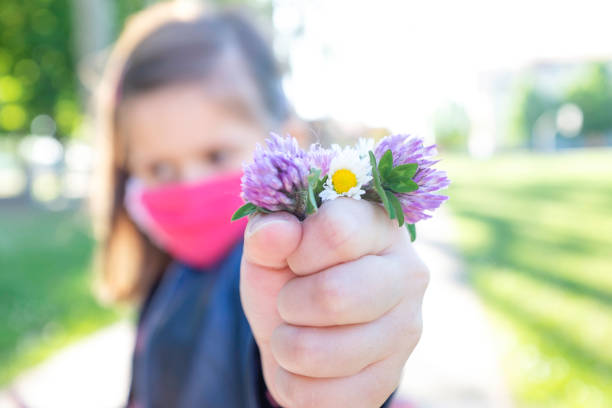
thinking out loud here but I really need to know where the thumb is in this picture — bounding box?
[241,211,302,341]
[240,212,302,408]
[243,211,302,269]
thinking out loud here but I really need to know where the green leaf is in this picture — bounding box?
[306,168,325,214]
[406,223,416,242]
[314,175,328,206]
[368,151,392,216]
[305,184,317,215]
[386,191,404,226]
[386,191,397,220]
[383,162,418,193]
[386,179,419,193]
[231,202,258,221]
[308,168,322,186]
[390,163,418,178]
[378,149,393,180]
[315,174,328,194]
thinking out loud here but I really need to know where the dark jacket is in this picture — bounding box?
[128,242,395,407]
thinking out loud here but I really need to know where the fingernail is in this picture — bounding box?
[245,213,268,238]
[245,213,291,238]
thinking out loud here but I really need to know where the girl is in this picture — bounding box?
[94,2,425,407]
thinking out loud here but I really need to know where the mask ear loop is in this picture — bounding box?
[124,178,167,249]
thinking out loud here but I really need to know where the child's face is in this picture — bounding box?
[119,82,267,187]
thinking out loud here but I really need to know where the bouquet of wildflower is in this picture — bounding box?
[232,133,450,241]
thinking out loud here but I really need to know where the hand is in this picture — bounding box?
[240,198,429,408]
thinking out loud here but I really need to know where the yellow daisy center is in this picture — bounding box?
[331,169,358,194]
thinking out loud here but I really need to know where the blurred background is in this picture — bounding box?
[0,0,610,407]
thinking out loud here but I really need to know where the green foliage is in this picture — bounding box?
[508,77,558,147]
[385,190,404,226]
[369,151,392,216]
[0,0,275,139]
[378,149,393,179]
[565,63,612,135]
[385,164,418,193]
[508,62,612,147]
[446,151,612,407]
[305,168,326,215]
[0,0,80,137]
[231,202,258,220]
[368,150,418,236]
[406,223,416,241]
[376,150,419,193]
[433,102,471,151]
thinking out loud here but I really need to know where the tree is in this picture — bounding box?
[507,76,558,148]
[565,62,612,136]
[0,0,274,140]
[0,0,79,138]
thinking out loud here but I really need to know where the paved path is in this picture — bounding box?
[0,321,134,408]
[398,212,513,408]
[0,211,512,408]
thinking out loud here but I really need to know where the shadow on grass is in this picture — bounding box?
[480,289,612,380]
[449,183,612,372]
[453,209,612,307]
[446,152,612,404]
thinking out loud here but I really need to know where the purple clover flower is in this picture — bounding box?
[306,143,336,176]
[375,134,450,223]
[241,133,310,213]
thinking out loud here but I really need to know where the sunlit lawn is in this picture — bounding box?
[0,205,121,385]
[445,149,612,408]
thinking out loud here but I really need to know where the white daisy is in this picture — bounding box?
[355,137,375,159]
[320,146,373,202]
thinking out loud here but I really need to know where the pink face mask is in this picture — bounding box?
[125,171,248,269]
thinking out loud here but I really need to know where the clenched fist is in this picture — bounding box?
[240,198,429,408]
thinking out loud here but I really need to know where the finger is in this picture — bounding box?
[241,212,302,344]
[270,295,423,378]
[258,348,288,407]
[241,259,295,344]
[274,350,405,408]
[243,211,302,269]
[287,198,399,276]
[278,254,409,326]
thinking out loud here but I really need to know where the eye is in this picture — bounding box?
[205,149,232,166]
[149,161,177,183]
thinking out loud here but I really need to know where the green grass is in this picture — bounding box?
[444,149,612,408]
[0,205,121,385]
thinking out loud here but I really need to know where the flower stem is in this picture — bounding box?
[294,190,307,220]
[363,188,382,202]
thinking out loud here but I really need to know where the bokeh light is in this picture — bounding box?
[18,135,63,166]
[0,104,26,130]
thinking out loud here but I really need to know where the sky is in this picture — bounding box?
[275,0,612,136]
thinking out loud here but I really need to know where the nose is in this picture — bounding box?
[181,160,213,183]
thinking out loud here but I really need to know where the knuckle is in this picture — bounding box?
[400,313,424,346]
[315,272,349,318]
[406,259,430,294]
[414,262,431,291]
[285,328,319,370]
[317,205,357,254]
